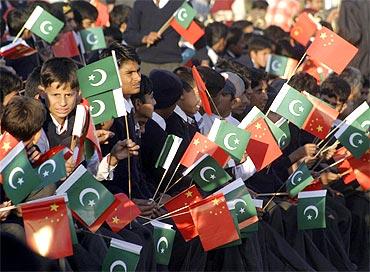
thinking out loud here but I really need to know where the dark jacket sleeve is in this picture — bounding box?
[338,1,361,45]
[123,2,145,47]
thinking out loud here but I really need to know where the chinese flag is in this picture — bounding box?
[332,147,356,184]
[347,151,370,190]
[189,193,239,251]
[106,193,141,233]
[301,57,331,84]
[302,92,339,140]
[170,20,204,45]
[0,132,19,160]
[245,118,282,171]
[306,27,358,74]
[191,66,212,115]
[290,12,318,46]
[21,195,73,259]
[180,132,229,168]
[52,31,80,58]
[164,185,202,241]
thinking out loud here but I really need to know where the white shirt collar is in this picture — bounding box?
[174,105,194,124]
[206,46,219,66]
[50,114,68,135]
[151,112,166,131]
[153,0,169,9]
[124,97,134,114]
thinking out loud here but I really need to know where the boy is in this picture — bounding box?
[247,35,272,69]
[70,1,98,30]
[0,68,22,106]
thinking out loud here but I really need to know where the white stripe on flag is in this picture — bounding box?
[253,199,263,208]
[24,6,44,30]
[269,83,290,113]
[110,238,142,255]
[162,136,183,170]
[265,54,272,73]
[150,220,173,229]
[334,120,351,139]
[72,104,86,137]
[21,194,68,206]
[214,178,245,196]
[113,88,127,117]
[55,164,87,195]
[0,141,25,172]
[182,153,208,176]
[344,101,369,124]
[111,50,122,87]
[207,118,222,141]
[238,106,262,129]
[298,189,327,199]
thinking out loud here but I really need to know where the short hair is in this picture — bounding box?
[1,96,46,141]
[0,68,23,104]
[173,66,195,93]
[103,26,123,44]
[40,58,79,90]
[247,36,272,54]
[231,20,253,31]
[263,25,289,42]
[196,66,225,97]
[24,66,42,98]
[226,27,243,48]
[252,0,269,9]
[131,74,153,103]
[320,74,351,102]
[6,8,29,36]
[100,42,140,66]
[339,67,363,91]
[70,1,98,25]
[275,39,300,59]
[289,72,319,95]
[205,22,228,47]
[109,4,131,29]
[215,58,251,90]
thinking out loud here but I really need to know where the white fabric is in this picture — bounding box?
[151,112,166,131]
[153,0,169,9]
[50,114,68,135]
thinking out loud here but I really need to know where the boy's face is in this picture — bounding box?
[232,88,250,115]
[214,92,234,118]
[119,60,141,97]
[249,81,268,110]
[82,19,96,30]
[251,48,271,68]
[178,87,201,116]
[320,94,346,113]
[134,93,155,134]
[42,82,78,124]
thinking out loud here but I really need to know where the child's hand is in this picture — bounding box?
[25,143,41,164]
[0,201,12,221]
[109,139,140,166]
[133,198,156,217]
[65,157,75,176]
[289,144,317,163]
[96,129,115,144]
[319,172,341,186]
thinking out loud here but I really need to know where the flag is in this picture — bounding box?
[79,27,106,52]
[55,165,115,226]
[351,101,370,133]
[155,134,183,170]
[269,83,313,128]
[24,6,64,43]
[173,2,197,29]
[245,118,282,171]
[0,142,41,204]
[302,91,339,139]
[52,31,80,58]
[151,220,176,265]
[214,178,258,236]
[21,195,73,259]
[208,119,250,162]
[306,27,358,74]
[0,39,37,59]
[183,154,232,192]
[106,193,141,233]
[301,58,331,84]
[87,88,127,125]
[102,239,142,272]
[180,132,229,168]
[332,147,356,184]
[275,117,291,149]
[189,193,239,251]
[290,12,318,46]
[265,54,298,79]
[347,151,370,190]
[0,132,19,161]
[191,66,212,115]
[77,52,121,98]
[171,20,204,45]
[286,163,314,197]
[164,185,202,241]
[297,190,327,230]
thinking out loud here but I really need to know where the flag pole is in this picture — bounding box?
[205,88,222,117]
[142,204,189,226]
[123,114,133,229]
[316,156,350,175]
[156,163,181,203]
[12,25,26,44]
[339,169,352,177]
[286,52,307,84]
[151,167,170,202]
[317,119,346,147]
[146,10,176,48]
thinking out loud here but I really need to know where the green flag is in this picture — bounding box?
[275,117,291,149]
[352,101,370,133]
[0,142,41,204]
[265,54,298,79]
[102,238,142,272]
[297,189,327,230]
[183,154,232,192]
[55,165,115,226]
[151,220,176,265]
[87,88,127,125]
[269,83,313,128]
[79,27,106,52]
[155,135,183,170]
[24,6,64,43]
[174,2,197,29]
[286,163,314,197]
[77,53,122,98]
[208,118,250,162]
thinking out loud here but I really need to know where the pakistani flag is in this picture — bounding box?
[55,165,115,226]
[334,102,370,158]
[265,54,298,79]
[79,27,106,52]
[151,220,176,265]
[102,238,142,272]
[155,135,183,170]
[87,88,127,125]
[215,178,258,236]
[208,118,250,162]
[286,163,314,197]
[183,154,232,192]
[173,2,197,29]
[0,142,41,204]
[24,6,64,43]
[275,117,291,149]
[297,190,327,230]
[77,52,122,98]
[269,83,313,128]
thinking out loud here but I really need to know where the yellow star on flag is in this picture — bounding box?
[185,190,193,198]
[50,203,59,212]
[193,138,200,145]
[316,125,323,132]
[212,198,220,206]
[255,122,262,130]
[112,216,120,224]
[320,32,327,39]
[2,142,11,152]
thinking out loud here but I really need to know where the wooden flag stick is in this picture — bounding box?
[70,135,78,153]
[316,156,350,175]
[262,182,286,211]
[146,13,175,48]
[143,204,189,226]
[12,25,26,44]
[286,52,307,84]
[123,115,132,201]
[0,205,16,213]
[205,88,222,117]
[256,192,289,197]
[339,169,352,177]
[317,119,346,147]
[152,167,170,202]
[156,163,181,204]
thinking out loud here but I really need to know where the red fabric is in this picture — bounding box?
[333,147,356,184]
[191,66,212,115]
[347,151,370,190]
[170,20,204,45]
[0,132,19,161]
[52,32,80,58]
[33,146,72,168]
[290,12,318,46]
[301,57,331,84]
[210,0,234,13]
[91,0,110,27]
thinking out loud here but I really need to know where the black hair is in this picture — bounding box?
[103,26,123,44]
[289,72,319,95]
[109,4,131,29]
[205,22,228,47]
[0,17,6,39]
[263,25,289,42]
[247,35,272,54]
[196,66,225,97]
[6,7,29,36]
[275,39,300,59]
[320,74,351,102]
[173,66,195,93]
[252,0,269,10]
[226,27,243,49]
[49,2,67,24]
[24,66,42,98]
[0,68,23,104]
[40,58,79,90]
[215,58,251,90]
[70,1,98,25]
[231,20,253,31]
[100,42,141,66]
[131,74,153,103]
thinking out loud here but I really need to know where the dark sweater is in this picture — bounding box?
[123,0,182,64]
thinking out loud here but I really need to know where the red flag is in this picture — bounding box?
[0,132,19,161]
[191,66,212,115]
[52,31,80,58]
[164,185,202,241]
[33,145,72,168]
[21,195,73,259]
[180,132,229,168]
[301,58,331,84]
[106,193,141,233]
[170,20,204,45]
[0,40,37,59]
[290,12,318,46]
[245,118,282,171]
[332,147,356,184]
[189,193,239,251]
[347,151,370,190]
[306,27,358,74]
[302,92,339,140]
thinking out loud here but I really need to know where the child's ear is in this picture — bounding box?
[38,85,46,98]
[134,99,143,109]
